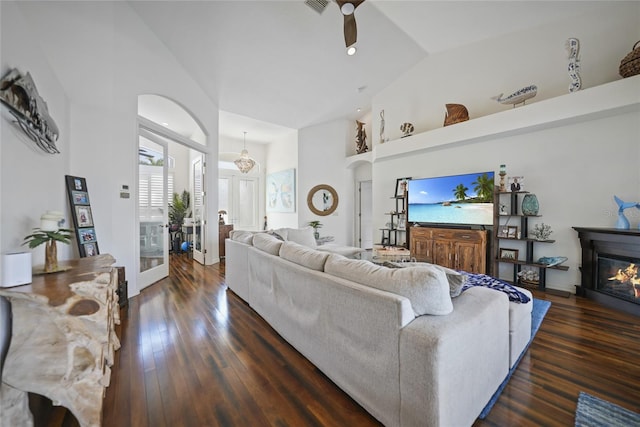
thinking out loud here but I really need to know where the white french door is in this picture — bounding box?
[138,131,170,290]
[219,173,260,231]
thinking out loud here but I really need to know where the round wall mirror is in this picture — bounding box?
[307,184,339,216]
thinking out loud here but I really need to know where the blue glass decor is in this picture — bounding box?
[613,195,639,230]
[521,194,539,216]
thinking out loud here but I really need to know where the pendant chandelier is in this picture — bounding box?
[234,131,256,174]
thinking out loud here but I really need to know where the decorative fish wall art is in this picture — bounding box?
[492,85,538,107]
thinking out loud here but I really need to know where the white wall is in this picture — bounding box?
[1,2,220,295]
[264,131,298,230]
[372,3,640,142]
[0,2,73,266]
[370,3,640,293]
[298,119,356,246]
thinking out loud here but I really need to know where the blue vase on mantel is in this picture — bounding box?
[521,194,539,216]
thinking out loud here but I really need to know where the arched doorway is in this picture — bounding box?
[137,95,208,290]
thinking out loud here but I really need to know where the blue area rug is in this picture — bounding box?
[478,298,551,419]
[575,392,640,427]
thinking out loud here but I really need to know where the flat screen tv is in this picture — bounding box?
[407,171,495,226]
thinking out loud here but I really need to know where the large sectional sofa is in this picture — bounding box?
[225,227,533,427]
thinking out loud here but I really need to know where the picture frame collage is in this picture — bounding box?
[65,175,99,257]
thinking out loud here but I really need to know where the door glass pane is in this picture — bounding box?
[139,137,166,273]
[238,178,257,229]
[193,158,203,253]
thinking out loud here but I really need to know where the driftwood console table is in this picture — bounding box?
[0,254,120,427]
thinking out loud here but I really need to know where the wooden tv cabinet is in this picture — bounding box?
[409,227,487,274]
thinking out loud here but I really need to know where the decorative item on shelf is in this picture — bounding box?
[499,248,519,260]
[508,176,524,192]
[400,122,414,138]
[395,177,411,197]
[517,268,539,286]
[234,131,256,173]
[308,220,322,239]
[22,211,72,273]
[379,109,385,144]
[521,193,539,215]
[499,164,507,191]
[613,195,640,229]
[537,256,568,267]
[619,41,640,78]
[443,103,469,126]
[355,120,368,154]
[218,210,227,225]
[499,204,507,215]
[566,37,582,92]
[0,68,60,154]
[531,223,553,241]
[492,84,537,107]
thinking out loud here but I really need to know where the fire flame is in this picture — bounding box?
[608,263,640,298]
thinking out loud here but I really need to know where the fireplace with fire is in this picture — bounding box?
[574,227,640,316]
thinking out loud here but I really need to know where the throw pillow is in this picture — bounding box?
[325,255,453,316]
[252,232,283,255]
[279,241,330,271]
[383,261,467,298]
[285,227,317,248]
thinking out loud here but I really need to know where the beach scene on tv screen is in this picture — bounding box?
[408,171,494,225]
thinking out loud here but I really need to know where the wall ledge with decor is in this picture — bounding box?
[345,75,639,166]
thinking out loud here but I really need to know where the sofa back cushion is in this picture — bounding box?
[252,232,283,255]
[285,227,317,248]
[229,230,255,245]
[325,255,452,316]
[279,241,330,271]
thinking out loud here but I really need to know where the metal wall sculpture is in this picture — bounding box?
[0,68,60,153]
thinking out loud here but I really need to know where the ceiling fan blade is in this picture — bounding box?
[344,13,357,47]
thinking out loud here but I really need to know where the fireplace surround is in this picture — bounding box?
[573,227,640,317]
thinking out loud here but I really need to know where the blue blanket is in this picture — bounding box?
[460,272,531,303]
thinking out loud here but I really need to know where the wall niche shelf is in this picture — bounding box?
[345,75,639,164]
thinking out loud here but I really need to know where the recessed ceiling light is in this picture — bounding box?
[357,108,361,112]
[347,46,357,56]
[162,122,169,127]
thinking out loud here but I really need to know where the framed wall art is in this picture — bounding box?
[65,175,100,257]
[266,168,296,213]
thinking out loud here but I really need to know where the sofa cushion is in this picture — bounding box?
[285,227,317,248]
[279,241,330,271]
[229,230,255,245]
[325,255,452,316]
[252,232,283,255]
[316,243,365,258]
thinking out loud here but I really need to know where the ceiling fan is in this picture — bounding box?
[337,0,365,49]
[305,0,365,53]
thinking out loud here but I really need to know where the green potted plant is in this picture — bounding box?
[308,220,322,239]
[23,211,72,273]
[169,190,191,230]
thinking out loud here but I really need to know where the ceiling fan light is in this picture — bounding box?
[341,2,355,15]
[347,46,357,56]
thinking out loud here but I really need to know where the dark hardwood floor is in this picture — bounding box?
[97,254,640,427]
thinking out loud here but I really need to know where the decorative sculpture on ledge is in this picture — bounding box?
[355,120,368,154]
[613,195,640,230]
[0,68,60,153]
